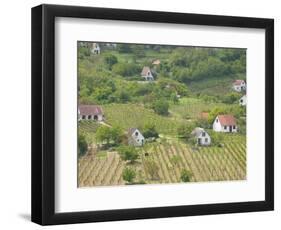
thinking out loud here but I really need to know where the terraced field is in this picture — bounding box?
[78,134,246,187]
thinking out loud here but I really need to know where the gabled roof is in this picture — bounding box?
[191,127,207,138]
[128,128,138,136]
[233,80,245,86]
[152,59,161,65]
[79,105,103,115]
[141,66,151,76]
[217,115,236,126]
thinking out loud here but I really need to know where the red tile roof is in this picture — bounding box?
[217,115,236,126]
[200,112,209,120]
[233,80,245,86]
[79,105,103,115]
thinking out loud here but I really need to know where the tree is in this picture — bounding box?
[143,158,159,180]
[96,125,123,146]
[222,92,241,104]
[78,133,88,157]
[95,126,112,145]
[104,54,118,69]
[209,130,223,146]
[122,167,136,184]
[142,123,159,139]
[208,107,228,124]
[118,145,139,163]
[177,123,196,139]
[110,126,123,144]
[117,44,131,53]
[180,169,192,182]
[152,100,169,116]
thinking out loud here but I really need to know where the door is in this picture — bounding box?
[229,126,232,132]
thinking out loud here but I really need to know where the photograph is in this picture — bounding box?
[77,42,247,187]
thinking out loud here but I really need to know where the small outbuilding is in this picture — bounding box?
[141,66,154,81]
[213,114,237,133]
[239,95,247,106]
[232,80,246,92]
[78,105,104,121]
[191,127,211,146]
[127,128,145,147]
[152,59,161,65]
[91,43,100,54]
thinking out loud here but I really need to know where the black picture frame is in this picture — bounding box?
[31,4,274,225]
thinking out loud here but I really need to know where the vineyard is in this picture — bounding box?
[102,103,184,135]
[78,134,246,187]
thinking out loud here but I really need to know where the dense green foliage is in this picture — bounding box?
[78,134,88,157]
[95,125,122,145]
[118,145,139,163]
[122,167,136,184]
[78,43,246,106]
[180,169,192,182]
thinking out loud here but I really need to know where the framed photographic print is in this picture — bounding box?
[31,4,274,225]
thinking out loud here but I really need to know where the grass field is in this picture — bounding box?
[78,134,246,187]
[102,103,185,135]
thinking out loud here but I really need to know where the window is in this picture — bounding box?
[205,138,208,143]
[87,115,91,119]
[135,132,139,136]
[82,115,86,119]
[202,132,206,137]
[233,125,236,129]
[216,119,218,122]
[224,126,227,130]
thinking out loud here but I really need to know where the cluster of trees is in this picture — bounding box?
[95,125,123,146]
[78,133,88,157]
[160,47,246,84]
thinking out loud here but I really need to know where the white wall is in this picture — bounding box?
[0,0,279,229]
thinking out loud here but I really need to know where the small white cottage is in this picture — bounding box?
[91,43,100,54]
[141,66,154,81]
[127,128,145,147]
[191,127,211,146]
[78,105,104,121]
[239,95,247,106]
[213,115,237,133]
[232,80,246,92]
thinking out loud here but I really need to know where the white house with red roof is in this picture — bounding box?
[232,80,246,92]
[141,66,154,81]
[127,128,145,147]
[78,105,104,121]
[213,115,237,133]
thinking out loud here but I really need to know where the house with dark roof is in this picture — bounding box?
[232,80,246,92]
[191,127,211,146]
[78,105,104,121]
[127,128,145,147]
[213,115,237,133]
[141,66,154,81]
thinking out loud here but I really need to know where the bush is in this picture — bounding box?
[180,169,192,182]
[152,100,169,115]
[118,145,139,163]
[104,54,118,69]
[122,167,136,184]
[142,123,159,139]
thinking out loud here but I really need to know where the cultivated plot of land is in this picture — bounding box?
[78,134,246,187]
